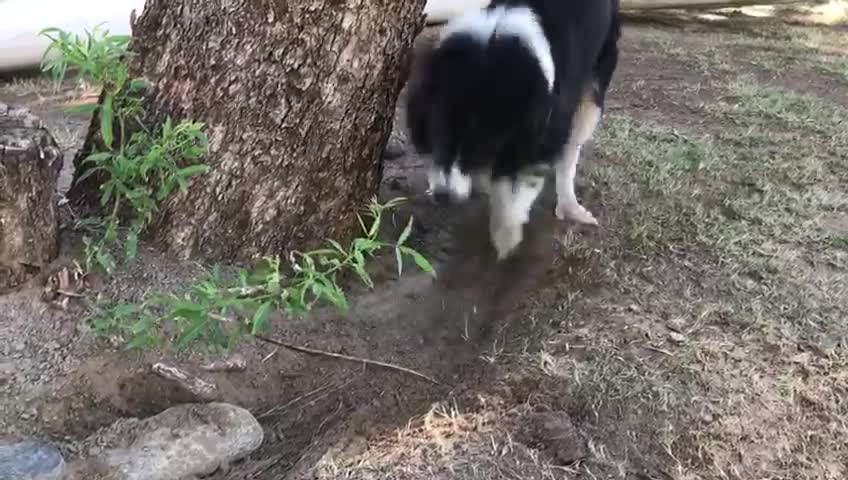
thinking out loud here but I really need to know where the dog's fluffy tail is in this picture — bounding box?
[406,13,553,173]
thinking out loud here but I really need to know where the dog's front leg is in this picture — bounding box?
[490,178,522,261]
[489,176,544,260]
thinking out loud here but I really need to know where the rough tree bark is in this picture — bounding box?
[68,0,426,262]
[0,103,63,291]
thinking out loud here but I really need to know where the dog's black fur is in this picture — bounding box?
[406,0,621,186]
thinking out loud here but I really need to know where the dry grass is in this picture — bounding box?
[0,76,58,98]
[638,19,848,84]
[553,21,848,479]
[310,400,569,480]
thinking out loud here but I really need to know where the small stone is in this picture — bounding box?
[0,362,14,386]
[0,439,65,480]
[13,341,26,352]
[381,142,405,161]
[45,341,60,352]
[790,352,812,365]
[520,412,585,466]
[20,408,38,420]
[666,317,687,333]
[668,332,687,345]
[388,176,408,192]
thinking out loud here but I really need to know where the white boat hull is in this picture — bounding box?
[423,0,490,24]
[0,0,486,73]
[0,0,146,72]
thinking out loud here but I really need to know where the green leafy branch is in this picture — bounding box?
[40,25,210,274]
[85,197,436,351]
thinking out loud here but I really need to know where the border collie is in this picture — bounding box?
[405,0,621,260]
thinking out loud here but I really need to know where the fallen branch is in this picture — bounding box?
[151,362,219,400]
[200,354,247,372]
[254,335,442,385]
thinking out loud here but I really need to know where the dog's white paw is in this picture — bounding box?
[555,202,598,225]
[492,224,523,261]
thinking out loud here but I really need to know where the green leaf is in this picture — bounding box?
[177,164,210,179]
[395,247,404,278]
[82,152,115,164]
[128,78,147,92]
[64,103,99,115]
[74,165,105,184]
[356,213,368,236]
[315,277,348,311]
[175,316,209,350]
[100,94,114,148]
[111,302,139,318]
[95,248,116,274]
[126,334,158,350]
[397,216,414,246]
[126,229,139,259]
[170,301,207,320]
[353,237,380,254]
[129,315,154,335]
[38,27,62,36]
[251,301,273,335]
[305,248,338,258]
[327,239,347,254]
[367,211,381,238]
[163,116,173,137]
[383,197,407,210]
[400,246,436,277]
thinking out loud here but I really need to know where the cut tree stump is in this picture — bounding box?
[0,102,63,291]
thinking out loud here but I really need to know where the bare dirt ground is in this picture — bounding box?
[2,11,848,480]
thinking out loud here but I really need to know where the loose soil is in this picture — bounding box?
[1,10,847,480]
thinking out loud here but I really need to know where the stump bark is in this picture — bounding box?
[0,103,63,290]
[68,0,426,263]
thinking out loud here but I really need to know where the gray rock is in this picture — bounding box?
[0,439,65,480]
[0,362,14,386]
[381,142,405,161]
[73,403,263,480]
[520,412,585,466]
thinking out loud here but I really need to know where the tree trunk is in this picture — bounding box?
[67,0,426,262]
[0,103,63,291]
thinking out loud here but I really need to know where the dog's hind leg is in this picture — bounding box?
[554,88,601,225]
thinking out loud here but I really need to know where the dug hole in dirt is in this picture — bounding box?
[0,28,604,480]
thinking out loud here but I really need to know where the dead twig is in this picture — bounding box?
[200,354,247,372]
[646,344,675,356]
[255,334,441,385]
[151,362,219,400]
[257,383,335,419]
[56,289,85,298]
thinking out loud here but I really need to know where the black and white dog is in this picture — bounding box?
[405,0,621,260]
